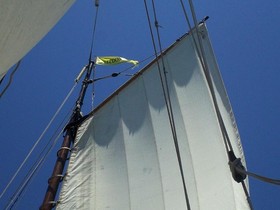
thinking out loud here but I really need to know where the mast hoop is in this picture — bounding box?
[48,174,64,184]
[56,147,71,159]
[40,201,59,209]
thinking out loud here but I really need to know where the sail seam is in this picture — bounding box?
[141,75,166,210]
[116,96,132,210]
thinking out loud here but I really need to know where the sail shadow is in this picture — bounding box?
[142,65,166,111]
[119,78,147,135]
[166,40,197,88]
[142,41,196,113]
[93,97,121,147]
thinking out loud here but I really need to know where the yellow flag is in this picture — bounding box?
[95,56,138,66]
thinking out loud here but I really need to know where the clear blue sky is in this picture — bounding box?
[0,0,279,209]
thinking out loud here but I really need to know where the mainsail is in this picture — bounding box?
[0,0,75,80]
[56,23,250,209]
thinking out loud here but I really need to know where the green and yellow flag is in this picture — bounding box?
[95,56,138,66]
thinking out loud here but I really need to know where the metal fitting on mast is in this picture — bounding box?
[40,61,95,210]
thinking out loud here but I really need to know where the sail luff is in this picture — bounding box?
[40,61,94,209]
[40,134,73,210]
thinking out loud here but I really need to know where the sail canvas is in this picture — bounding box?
[0,0,75,80]
[57,24,250,210]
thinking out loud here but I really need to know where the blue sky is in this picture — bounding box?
[0,0,279,209]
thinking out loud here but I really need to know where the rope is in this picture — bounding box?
[4,104,73,209]
[0,60,21,98]
[5,131,63,210]
[0,83,77,201]
[179,0,193,33]
[143,1,191,209]
[179,0,235,154]
[88,0,100,108]
[181,0,235,176]
[241,181,254,210]
[178,1,229,156]
[235,166,280,186]
[183,0,253,208]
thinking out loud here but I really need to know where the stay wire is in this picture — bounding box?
[88,1,99,109]
[5,107,73,210]
[0,82,77,201]
[6,130,64,210]
[179,0,230,154]
[179,0,192,30]
[88,0,100,61]
[151,0,179,145]
[235,167,280,186]
[144,0,191,209]
[143,0,174,148]
[180,0,235,157]
[185,0,253,208]
[241,181,254,210]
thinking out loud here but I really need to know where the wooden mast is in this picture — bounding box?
[40,61,95,210]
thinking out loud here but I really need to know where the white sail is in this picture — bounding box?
[0,0,75,80]
[57,24,250,210]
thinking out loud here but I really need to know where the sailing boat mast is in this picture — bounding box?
[40,61,95,210]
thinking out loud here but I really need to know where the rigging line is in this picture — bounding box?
[181,0,236,186]
[88,0,99,108]
[151,0,179,143]
[187,0,235,163]
[241,181,254,210]
[91,64,96,109]
[188,1,236,153]
[0,60,21,98]
[184,0,234,153]
[181,2,234,153]
[5,129,65,210]
[0,82,77,200]
[148,0,177,147]
[179,0,192,30]
[89,0,100,61]
[6,106,74,209]
[144,0,191,209]
[179,0,234,153]
[179,0,229,153]
[186,1,253,209]
[143,0,175,142]
[235,167,280,186]
[5,134,59,210]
